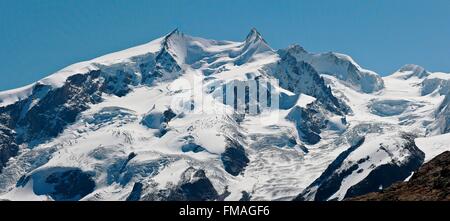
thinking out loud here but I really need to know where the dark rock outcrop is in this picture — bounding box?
[181,143,206,153]
[273,50,351,145]
[154,34,182,76]
[434,94,450,134]
[141,107,177,137]
[239,191,252,201]
[274,51,349,115]
[142,167,219,201]
[286,105,324,145]
[0,126,19,172]
[126,182,143,201]
[19,72,104,145]
[221,138,249,176]
[279,45,385,93]
[0,71,105,151]
[43,169,96,201]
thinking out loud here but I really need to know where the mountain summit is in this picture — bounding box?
[394,64,430,79]
[245,28,267,44]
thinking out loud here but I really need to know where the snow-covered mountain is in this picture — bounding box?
[279,45,385,93]
[0,29,449,201]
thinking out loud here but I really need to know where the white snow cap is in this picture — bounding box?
[399,64,427,73]
[396,64,429,79]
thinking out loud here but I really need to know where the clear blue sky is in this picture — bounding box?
[1,0,449,91]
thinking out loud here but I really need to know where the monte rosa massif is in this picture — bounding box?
[0,29,449,201]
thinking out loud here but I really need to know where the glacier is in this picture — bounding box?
[0,29,449,201]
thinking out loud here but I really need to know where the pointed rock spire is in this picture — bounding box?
[163,28,183,45]
[155,28,184,74]
[245,28,267,44]
[168,28,181,36]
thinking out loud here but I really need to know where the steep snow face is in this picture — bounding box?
[421,72,450,96]
[431,94,450,134]
[416,133,450,162]
[272,50,349,115]
[233,28,273,65]
[280,45,384,93]
[297,133,424,201]
[0,85,36,108]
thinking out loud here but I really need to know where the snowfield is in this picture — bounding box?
[0,29,449,201]
[416,133,450,162]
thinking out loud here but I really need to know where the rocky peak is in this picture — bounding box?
[287,44,308,54]
[397,64,429,79]
[245,28,266,44]
[162,28,183,44]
